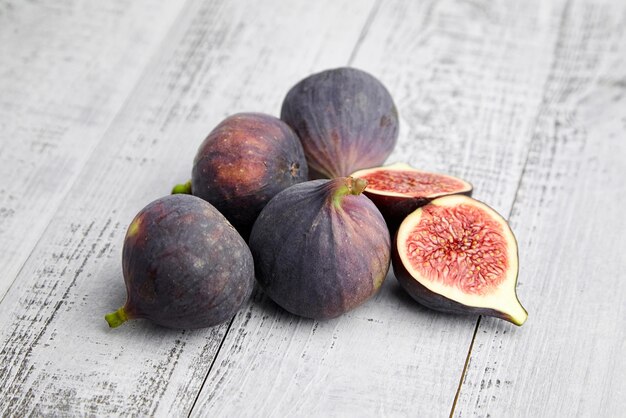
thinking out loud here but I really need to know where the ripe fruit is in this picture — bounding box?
[105,195,254,329]
[249,177,391,319]
[392,195,527,325]
[175,113,308,240]
[281,67,398,179]
[351,163,473,228]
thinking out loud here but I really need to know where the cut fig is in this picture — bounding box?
[392,194,527,325]
[351,163,472,228]
[249,177,391,319]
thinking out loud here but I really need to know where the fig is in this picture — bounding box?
[174,113,308,239]
[392,195,527,325]
[351,162,473,228]
[281,67,398,179]
[249,177,391,319]
[104,194,254,329]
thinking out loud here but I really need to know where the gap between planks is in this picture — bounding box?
[187,316,236,417]
[449,317,481,418]
[347,0,382,66]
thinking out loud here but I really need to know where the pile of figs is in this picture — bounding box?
[105,67,527,330]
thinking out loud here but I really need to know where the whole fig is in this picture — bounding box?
[105,194,254,329]
[174,113,308,240]
[249,177,391,319]
[281,67,398,178]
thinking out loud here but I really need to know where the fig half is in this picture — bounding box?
[249,177,391,319]
[393,194,527,325]
[281,67,398,179]
[351,162,473,228]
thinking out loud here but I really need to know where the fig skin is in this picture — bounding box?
[351,163,473,230]
[105,194,254,329]
[188,113,308,240]
[281,67,398,179]
[249,177,391,319]
[365,194,439,230]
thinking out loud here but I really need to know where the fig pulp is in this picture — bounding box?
[175,113,308,240]
[351,163,473,228]
[281,67,398,179]
[393,195,527,325]
[105,195,254,329]
[249,177,391,319]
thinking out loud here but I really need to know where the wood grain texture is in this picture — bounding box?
[0,0,187,300]
[0,0,374,415]
[2,0,625,416]
[454,1,626,416]
[190,1,573,416]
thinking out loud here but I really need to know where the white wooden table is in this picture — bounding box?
[1,1,625,416]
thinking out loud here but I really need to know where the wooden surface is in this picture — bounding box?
[0,0,624,416]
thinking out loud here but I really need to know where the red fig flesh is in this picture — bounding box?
[351,163,472,228]
[393,195,527,325]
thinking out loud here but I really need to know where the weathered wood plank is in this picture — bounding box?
[0,0,374,415]
[454,1,626,416]
[0,0,187,300]
[190,1,571,416]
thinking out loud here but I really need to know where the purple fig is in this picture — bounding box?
[249,177,391,319]
[281,67,398,179]
[105,194,254,329]
[173,113,308,240]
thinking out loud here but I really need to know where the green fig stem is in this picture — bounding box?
[105,307,129,328]
[172,180,192,195]
[332,177,368,208]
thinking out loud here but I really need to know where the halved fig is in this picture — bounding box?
[351,163,473,229]
[392,194,527,325]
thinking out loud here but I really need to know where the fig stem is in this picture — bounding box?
[105,307,129,328]
[350,177,368,195]
[172,180,192,195]
[332,177,368,208]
